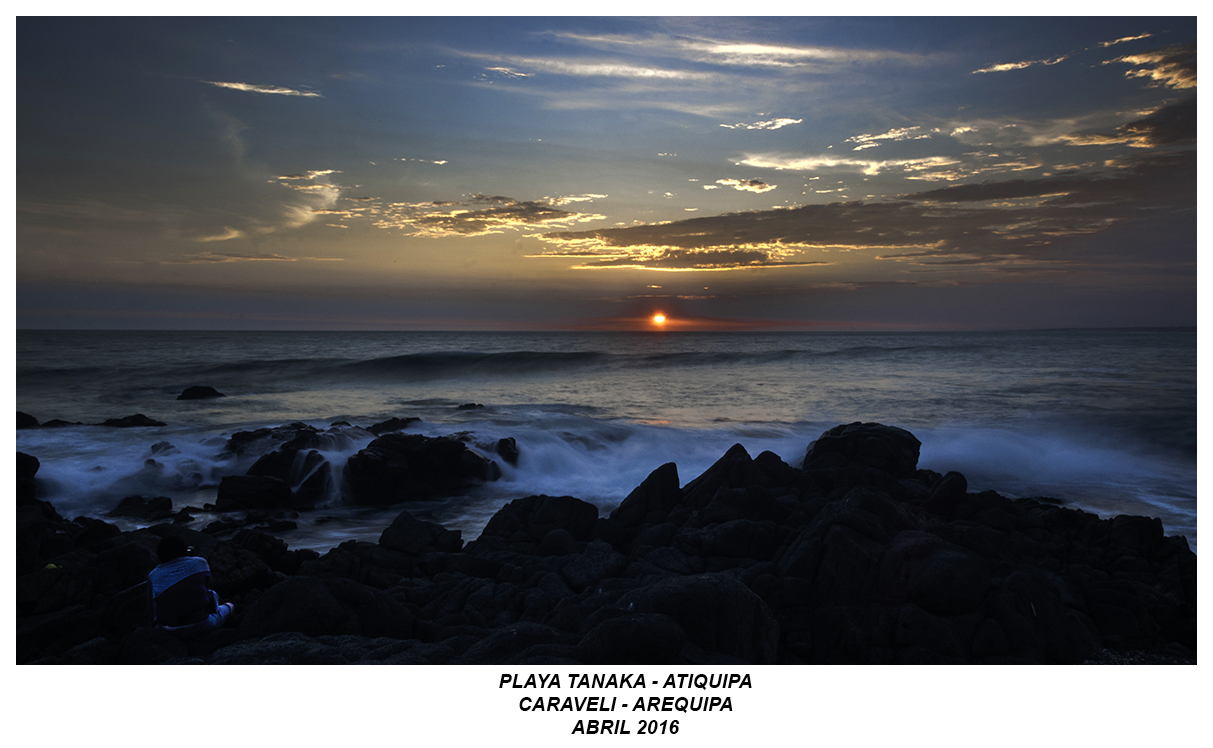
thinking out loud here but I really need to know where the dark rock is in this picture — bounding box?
[215,475,294,511]
[366,416,421,435]
[17,411,39,429]
[379,509,463,555]
[539,528,577,556]
[922,471,967,515]
[613,573,779,664]
[246,447,330,507]
[610,462,681,527]
[238,576,420,640]
[13,420,1199,665]
[457,403,485,410]
[495,437,519,465]
[100,414,166,428]
[802,422,921,478]
[681,444,770,507]
[470,495,599,554]
[41,419,85,428]
[343,433,502,505]
[453,622,569,664]
[561,540,628,592]
[17,452,40,505]
[177,385,225,400]
[577,613,686,664]
[876,530,991,615]
[109,495,174,520]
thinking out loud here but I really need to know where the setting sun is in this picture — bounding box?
[651,313,667,326]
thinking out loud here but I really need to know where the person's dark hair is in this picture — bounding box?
[156,535,189,563]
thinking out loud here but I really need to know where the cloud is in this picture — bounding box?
[846,126,933,150]
[194,227,244,243]
[203,80,323,97]
[371,194,604,237]
[549,194,608,205]
[546,31,930,69]
[900,150,1194,208]
[972,56,1069,74]
[1099,33,1153,48]
[1057,97,1196,148]
[538,150,1194,273]
[481,67,532,79]
[464,53,717,81]
[210,111,248,163]
[1105,43,1196,89]
[737,153,962,178]
[720,117,803,130]
[164,252,344,264]
[716,178,776,193]
[529,242,830,272]
[267,170,343,229]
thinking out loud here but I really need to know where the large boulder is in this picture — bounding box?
[343,433,502,505]
[802,422,921,478]
[469,495,599,554]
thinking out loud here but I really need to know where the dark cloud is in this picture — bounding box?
[541,151,1194,270]
[901,151,1194,206]
[1117,97,1196,146]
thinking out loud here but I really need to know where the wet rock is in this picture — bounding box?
[216,475,294,511]
[366,416,421,435]
[495,437,519,465]
[343,433,502,505]
[109,495,175,521]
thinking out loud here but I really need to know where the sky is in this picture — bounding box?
[14,15,1199,331]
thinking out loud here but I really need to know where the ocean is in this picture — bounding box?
[15,329,1198,553]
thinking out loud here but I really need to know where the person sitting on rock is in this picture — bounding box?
[147,536,233,636]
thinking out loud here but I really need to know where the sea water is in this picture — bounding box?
[15,329,1197,552]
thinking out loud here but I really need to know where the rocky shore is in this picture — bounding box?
[16,421,1196,665]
